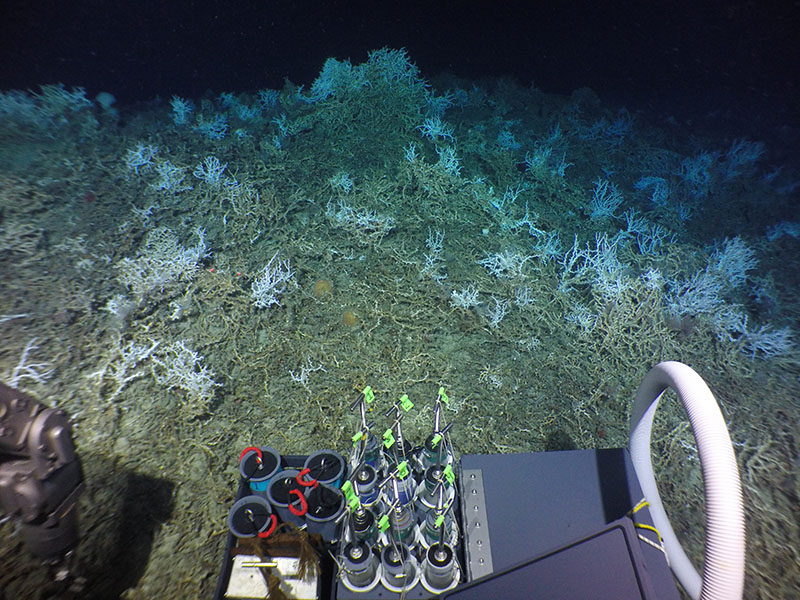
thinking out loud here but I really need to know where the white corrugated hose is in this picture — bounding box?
[629,361,745,600]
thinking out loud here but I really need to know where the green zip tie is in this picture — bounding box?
[399,394,414,411]
[383,429,395,448]
[348,496,360,512]
[438,386,449,405]
[351,431,364,446]
[397,461,409,478]
[431,433,442,449]
[435,514,445,528]
[378,514,390,532]
[363,386,374,403]
[341,480,355,500]
[443,464,455,485]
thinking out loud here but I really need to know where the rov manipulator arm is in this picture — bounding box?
[0,381,84,562]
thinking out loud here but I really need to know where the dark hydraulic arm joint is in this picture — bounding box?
[0,381,84,562]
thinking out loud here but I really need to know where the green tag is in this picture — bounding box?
[383,429,395,448]
[431,433,442,449]
[378,514,390,532]
[363,386,374,403]
[438,386,449,405]
[397,461,409,478]
[341,480,355,500]
[443,464,455,485]
[351,431,364,446]
[435,514,445,528]
[399,394,414,411]
[348,496,360,512]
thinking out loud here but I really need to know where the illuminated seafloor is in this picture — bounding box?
[1,50,798,598]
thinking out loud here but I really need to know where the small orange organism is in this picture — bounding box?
[342,310,359,327]
[313,279,333,298]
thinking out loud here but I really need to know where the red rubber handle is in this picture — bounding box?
[257,514,277,538]
[296,467,318,488]
[288,489,308,516]
[239,446,262,464]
